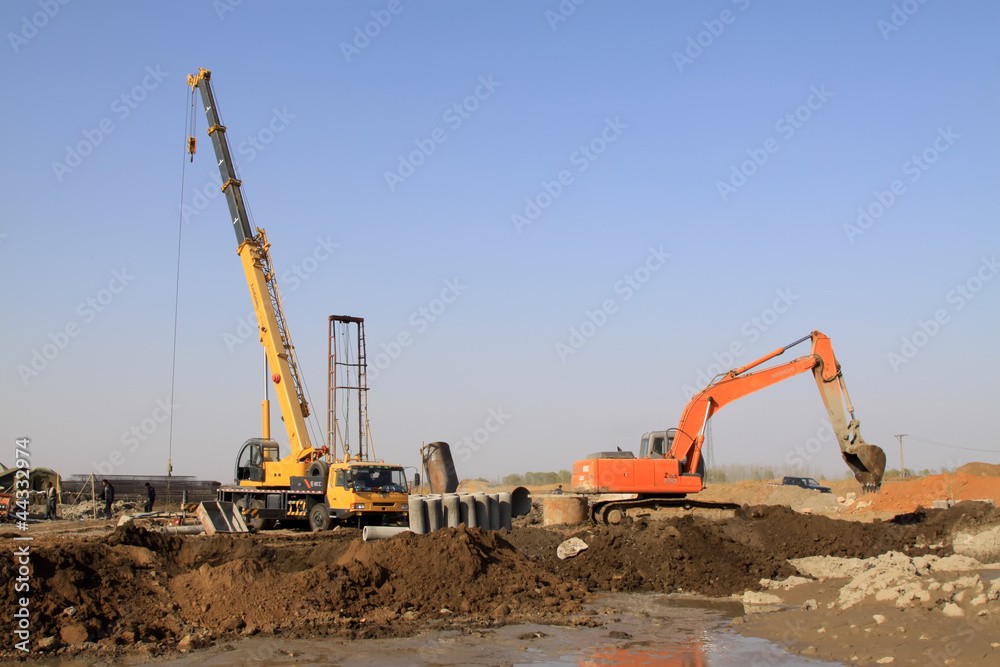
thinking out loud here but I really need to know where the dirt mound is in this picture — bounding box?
[853,473,1000,513]
[1,525,587,660]
[957,462,1000,477]
[507,503,998,598]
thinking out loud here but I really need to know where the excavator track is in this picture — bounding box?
[590,497,742,525]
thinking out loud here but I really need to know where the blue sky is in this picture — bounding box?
[2,1,998,485]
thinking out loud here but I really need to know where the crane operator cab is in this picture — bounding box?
[235,438,280,483]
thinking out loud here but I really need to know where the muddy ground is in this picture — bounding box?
[2,474,1000,665]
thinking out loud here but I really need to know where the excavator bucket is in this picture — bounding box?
[842,444,886,492]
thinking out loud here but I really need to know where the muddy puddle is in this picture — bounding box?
[143,593,840,666]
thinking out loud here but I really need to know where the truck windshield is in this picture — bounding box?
[351,467,407,493]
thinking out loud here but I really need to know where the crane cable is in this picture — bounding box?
[165,87,196,496]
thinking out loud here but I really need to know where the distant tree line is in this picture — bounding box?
[501,471,572,486]
[703,462,827,483]
[882,467,954,478]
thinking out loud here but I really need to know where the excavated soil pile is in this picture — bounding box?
[4,503,995,660]
[857,473,1000,513]
[1,525,585,659]
[957,462,1000,477]
[508,503,996,597]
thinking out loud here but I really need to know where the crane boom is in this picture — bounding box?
[187,68,316,462]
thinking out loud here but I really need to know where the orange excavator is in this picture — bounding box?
[571,331,886,523]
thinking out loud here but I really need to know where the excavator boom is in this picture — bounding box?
[670,331,885,491]
[572,331,886,512]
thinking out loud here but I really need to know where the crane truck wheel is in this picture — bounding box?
[308,461,329,480]
[309,502,332,532]
[235,497,266,532]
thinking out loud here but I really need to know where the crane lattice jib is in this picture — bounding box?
[188,69,313,457]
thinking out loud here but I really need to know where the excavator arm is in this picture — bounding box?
[187,68,319,463]
[670,331,885,491]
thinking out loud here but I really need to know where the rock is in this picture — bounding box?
[929,582,942,591]
[951,574,980,589]
[803,599,818,611]
[59,623,90,644]
[760,575,811,590]
[557,537,589,560]
[37,636,59,650]
[941,603,965,618]
[873,614,886,625]
[741,591,782,605]
[952,525,1000,563]
[876,658,895,664]
[790,555,868,580]
[221,617,246,632]
[837,496,846,503]
[838,552,917,609]
[971,594,987,606]
[802,646,818,655]
[953,591,967,603]
[117,515,134,527]
[931,554,982,573]
[177,634,202,652]
[490,604,510,620]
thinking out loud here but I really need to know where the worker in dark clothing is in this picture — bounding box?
[45,483,58,520]
[102,479,115,520]
[144,482,156,513]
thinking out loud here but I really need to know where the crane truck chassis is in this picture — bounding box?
[187,68,408,531]
[572,331,887,524]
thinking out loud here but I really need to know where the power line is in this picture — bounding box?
[907,436,1000,454]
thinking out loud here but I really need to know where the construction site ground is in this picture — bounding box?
[3,467,1000,666]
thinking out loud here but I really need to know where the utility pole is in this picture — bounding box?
[894,434,907,478]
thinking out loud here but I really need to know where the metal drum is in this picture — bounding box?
[422,441,459,494]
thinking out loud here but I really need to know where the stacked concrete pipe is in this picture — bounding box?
[408,492,513,535]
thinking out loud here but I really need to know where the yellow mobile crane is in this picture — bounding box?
[187,68,408,531]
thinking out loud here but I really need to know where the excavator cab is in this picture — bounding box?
[639,430,676,458]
